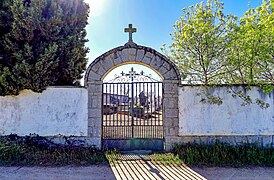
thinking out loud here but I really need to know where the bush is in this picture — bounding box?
[172,142,274,167]
[0,139,25,164]
[0,137,106,166]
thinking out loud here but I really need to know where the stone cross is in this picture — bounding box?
[124,24,136,43]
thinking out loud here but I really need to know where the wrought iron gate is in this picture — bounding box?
[102,68,164,151]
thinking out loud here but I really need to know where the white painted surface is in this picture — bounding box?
[0,87,88,136]
[1,85,273,138]
[178,86,274,136]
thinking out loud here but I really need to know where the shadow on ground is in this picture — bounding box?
[0,152,273,180]
[106,153,206,180]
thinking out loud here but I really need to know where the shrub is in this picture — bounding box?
[172,142,274,167]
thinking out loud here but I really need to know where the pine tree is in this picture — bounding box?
[0,0,89,95]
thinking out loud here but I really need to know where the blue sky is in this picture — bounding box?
[84,0,263,80]
[85,0,262,61]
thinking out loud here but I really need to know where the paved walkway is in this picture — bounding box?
[0,155,273,180]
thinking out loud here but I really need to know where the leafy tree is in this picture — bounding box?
[163,0,273,108]
[227,0,273,89]
[162,0,237,85]
[0,0,89,96]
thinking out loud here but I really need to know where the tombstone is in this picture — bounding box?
[139,91,147,107]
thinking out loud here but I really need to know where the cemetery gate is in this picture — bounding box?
[102,67,164,151]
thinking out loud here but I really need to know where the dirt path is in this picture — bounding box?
[0,165,115,180]
[0,160,273,180]
[192,166,274,180]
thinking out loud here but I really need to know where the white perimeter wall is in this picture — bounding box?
[179,86,274,136]
[0,87,88,136]
[1,85,273,138]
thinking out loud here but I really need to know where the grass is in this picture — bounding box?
[105,149,120,165]
[150,153,183,165]
[1,136,273,167]
[0,137,107,166]
[172,142,274,167]
[105,149,183,165]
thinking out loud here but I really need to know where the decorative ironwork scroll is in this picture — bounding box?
[102,67,164,151]
[106,67,162,83]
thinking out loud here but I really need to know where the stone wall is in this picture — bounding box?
[177,135,274,147]
[177,86,274,147]
[1,84,273,149]
[0,87,88,136]
[84,44,181,149]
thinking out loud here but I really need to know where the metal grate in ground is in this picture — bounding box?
[108,154,207,180]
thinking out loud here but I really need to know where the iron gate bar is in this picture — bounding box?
[131,80,134,138]
[102,82,163,139]
[150,83,152,137]
[102,67,164,150]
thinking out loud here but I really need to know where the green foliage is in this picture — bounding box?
[227,0,274,86]
[162,0,237,85]
[0,0,89,96]
[151,153,183,165]
[172,142,274,167]
[228,86,270,108]
[196,86,223,105]
[164,0,273,87]
[105,150,184,166]
[105,149,120,165]
[0,137,106,166]
[163,0,274,107]
[0,138,25,164]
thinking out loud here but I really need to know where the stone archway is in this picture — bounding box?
[84,44,181,150]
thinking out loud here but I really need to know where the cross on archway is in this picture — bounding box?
[124,24,137,43]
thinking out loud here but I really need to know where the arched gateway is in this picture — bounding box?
[84,25,181,151]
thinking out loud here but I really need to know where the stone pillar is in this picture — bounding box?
[87,80,103,149]
[84,45,182,151]
[163,80,179,151]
